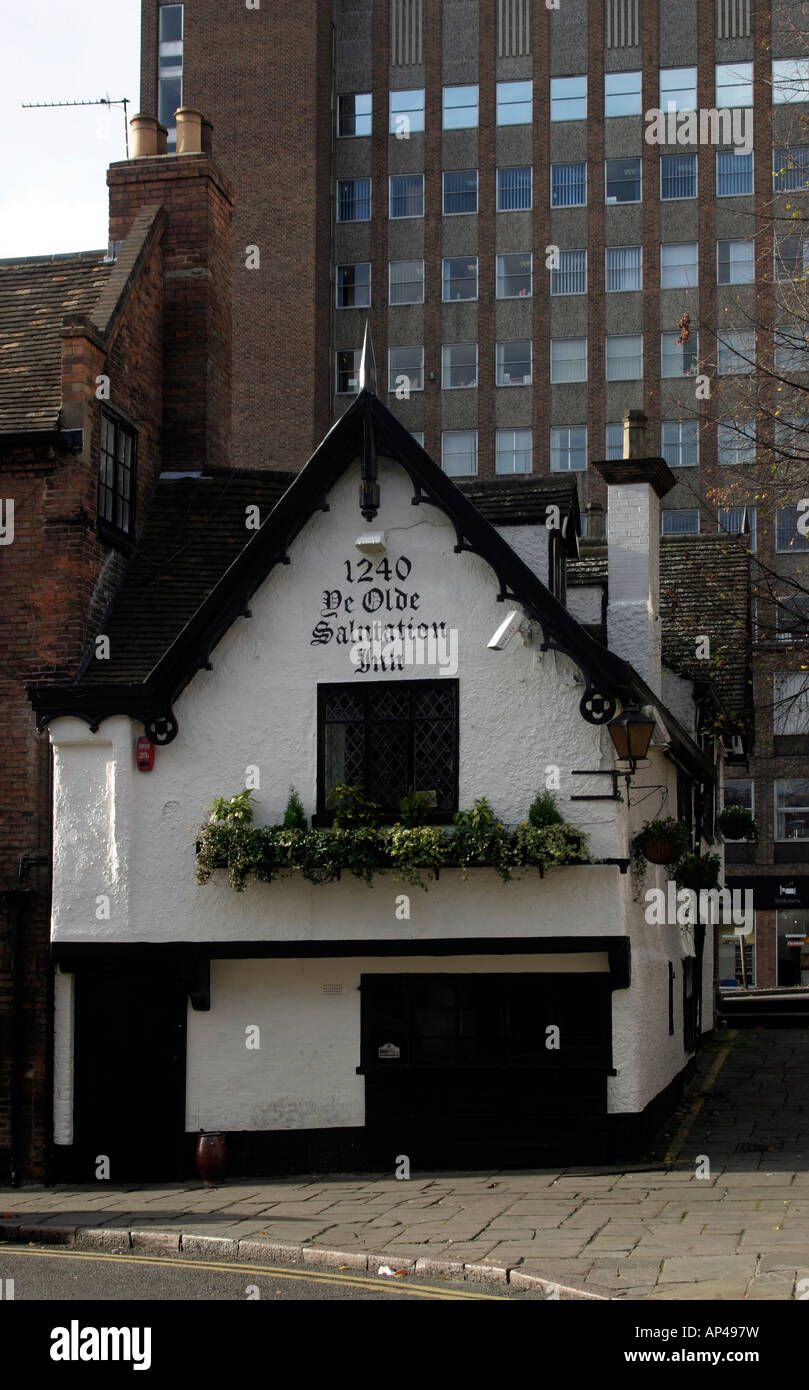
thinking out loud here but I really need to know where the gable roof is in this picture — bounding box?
[0,251,111,434]
[0,206,164,439]
[28,388,714,780]
[569,535,751,719]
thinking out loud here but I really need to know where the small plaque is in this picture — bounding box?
[378,1042,400,1060]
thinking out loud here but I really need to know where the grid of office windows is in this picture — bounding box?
[388,346,424,392]
[336,264,371,309]
[660,154,697,200]
[550,249,587,296]
[390,174,424,218]
[717,150,753,196]
[442,430,477,476]
[776,506,809,552]
[718,505,757,551]
[337,179,371,222]
[497,81,532,124]
[774,146,809,192]
[443,85,478,129]
[550,426,587,472]
[606,246,642,292]
[390,89,424,134]
[662,420,699,467]
[662,509,700,535]
[338,93,372,137]
[443,171,478,215]
[496,429,532,474]
[443,256,478,301]
[497,166,532,211]
[551,162,587,207]
[717,420,756,465]
[441,344,477,389]
[496,253,532,298]
[389,260,425,305]
[550,339,587,383]
[606,158,641,202]
[551,76,587,121]
[606,335,643,381]
[496,340,532,386]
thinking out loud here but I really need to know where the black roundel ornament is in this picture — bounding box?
[580,687,617,725]
[145,712,179,746]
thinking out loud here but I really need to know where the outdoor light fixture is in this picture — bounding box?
[354,532,386,554]
[487,611,532,650]
[606,706,656,772]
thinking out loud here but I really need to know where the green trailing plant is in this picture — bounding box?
[528,789,564,828]
[630,816,691,898]
[329,784,381,828]
[675,852,721,892]
[195,808,590,893]
[282,786,308,830]
[398,788,433,828]
[209,788,255,825]
[717,805,756,842]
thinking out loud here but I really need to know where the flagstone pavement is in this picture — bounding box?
[2,1028,809,1299]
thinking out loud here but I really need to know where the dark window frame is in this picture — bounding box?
[97,407,136,542]
[316,679,460,825]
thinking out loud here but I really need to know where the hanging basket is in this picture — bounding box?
[643,837,679,865]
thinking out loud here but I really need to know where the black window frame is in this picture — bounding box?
[316,679,459,825]
[97,406,136,542]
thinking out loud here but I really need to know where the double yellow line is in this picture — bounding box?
[5,1245,505,1300]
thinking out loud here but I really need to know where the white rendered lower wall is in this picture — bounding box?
[185,954,610,1132]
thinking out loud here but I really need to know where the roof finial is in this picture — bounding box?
[358,318,377,394]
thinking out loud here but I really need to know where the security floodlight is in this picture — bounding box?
[487,611,521,650]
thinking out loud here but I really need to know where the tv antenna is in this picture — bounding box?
[22,96,130,158]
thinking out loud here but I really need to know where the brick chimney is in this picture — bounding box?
[107,112,233,471]
[591,411,676,697]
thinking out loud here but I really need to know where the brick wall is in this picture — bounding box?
[141,0,333,472]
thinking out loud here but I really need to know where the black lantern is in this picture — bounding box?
[606,706,656,772]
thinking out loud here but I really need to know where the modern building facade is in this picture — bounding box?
[138,0,809,991]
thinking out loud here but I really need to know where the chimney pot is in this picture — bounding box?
[623,409,648,460]
[130,113,160,159]
[175,107,204,155]
[156,122,168,156]
[201,118,214,157]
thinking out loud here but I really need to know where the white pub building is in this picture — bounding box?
[31,363,724,1180]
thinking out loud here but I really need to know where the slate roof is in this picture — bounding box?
[0,251,111,433]
[82,468,295,683]
[458,476,579,538]
[569,535,751,717]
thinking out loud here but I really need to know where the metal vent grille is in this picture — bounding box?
[605,0,640,47]
[497,0,531,57]
[322,984,344,995]
[391,0,424,66]
[716,0,751,39]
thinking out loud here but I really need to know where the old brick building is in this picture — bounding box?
[0,118,233,1182]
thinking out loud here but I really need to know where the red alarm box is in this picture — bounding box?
[135,736,155,771]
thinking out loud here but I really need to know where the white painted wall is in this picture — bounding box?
[48,453,709,1131]
[567,584,603,627]
[186,954,611,1132]
[604,481,662,696]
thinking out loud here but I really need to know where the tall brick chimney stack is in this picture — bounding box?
[592,411,677,698]
[107,112,233,472]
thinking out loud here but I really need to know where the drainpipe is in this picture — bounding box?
[5,891,27,1187]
